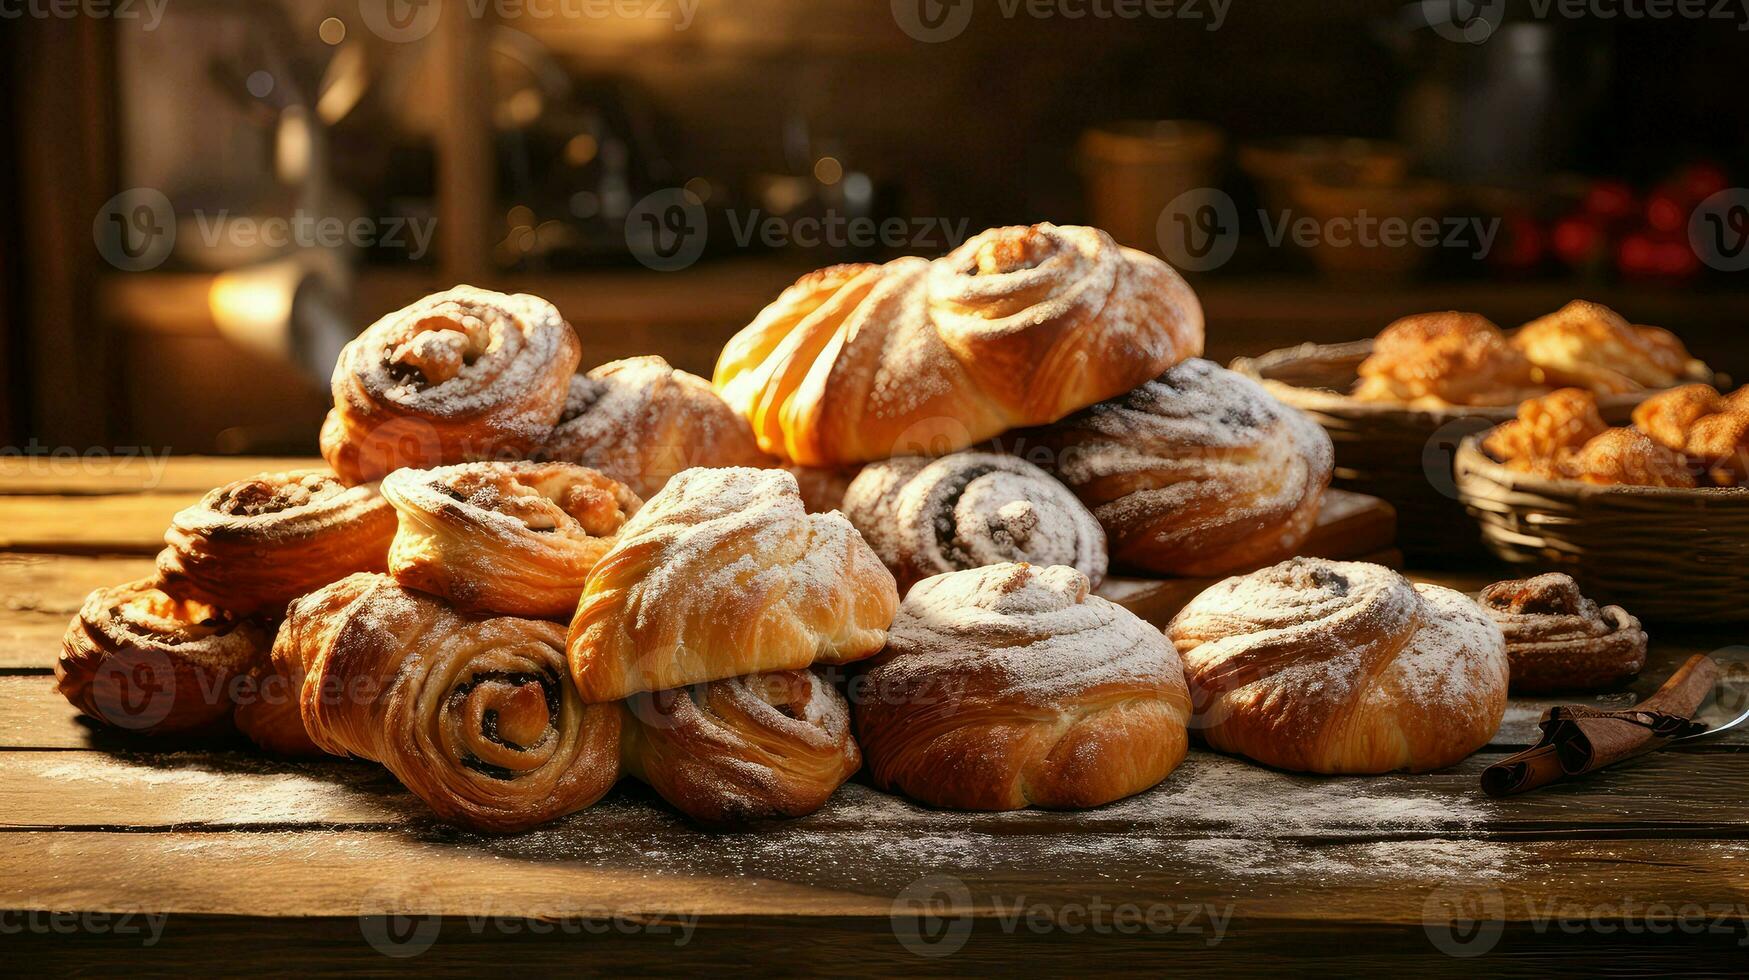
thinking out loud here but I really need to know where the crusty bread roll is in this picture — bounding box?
[1167,558,1508,774]
[713,223,1204,466]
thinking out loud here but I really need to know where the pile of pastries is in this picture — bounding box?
[1483,383,1749,488]
[56,223,1631,833]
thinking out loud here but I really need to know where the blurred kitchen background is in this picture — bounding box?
[5,0,1748,454]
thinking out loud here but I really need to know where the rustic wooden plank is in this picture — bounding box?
[0,554,156,669]
[0,494,195,555]
[0,456,313,496]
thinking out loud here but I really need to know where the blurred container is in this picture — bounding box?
[1078,120,1225,254]
[1287,178,1453,280]
[1239,137,1412,216]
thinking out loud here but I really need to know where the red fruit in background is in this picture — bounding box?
[1489,213,1545,275]
[1645,187,1687,235]
[1618,230,1701,282]
[1673,162,1730,206]
[1552,213,1608,270]
[1582,179,1639,228]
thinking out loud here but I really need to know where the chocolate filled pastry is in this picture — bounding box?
[1632,384,1749,486]
[539,356,775,498]
[1020,359,1332,577]
[568,467,898,702]
[58,578,270,735]
[381,461,642,619]
[1353,311,1545,407]
[713,223,1205,466]
[855,563,1191,811]
[1512,300,1707,393]
[322,286,581,484]
[267,573,620,832]
[1482,388,1608,479]
[1477,573,1647,693]
[842,451,1107,593]
[155,470,397,617]
[620,669,859,825]
[1570,428,1697,488]
[1167,558,1508,774]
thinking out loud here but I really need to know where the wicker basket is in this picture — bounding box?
[1455,435,1749,622]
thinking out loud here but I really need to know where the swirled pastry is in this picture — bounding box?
[1478,573,1647,693]
[854,563,1190,810]
[620,669,859,825]
[269,573,620,832]
[155,470,397,617]
[1513,300,1707,393]
[1167,558,1508,774]
[842,451,1107,592]
[381,461,642,619]
[1022,359,1333,577]
[1633,384,1749,486]
[1482,388,1607,479]
[1353,312,1545,407]
[1571,428,1697,488]
[568,467,898,701]
[57,578,270,735]
[713,223,1205,466]
[539,356,774,498]
[322,286,580,483]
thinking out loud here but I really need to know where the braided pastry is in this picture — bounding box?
[842,451,1106,592]
[1513,300,1707,393]
[713,223,1204,466]
[855,563,1191,811]
[1478,573,1646,693]
[322,286,580,483]
[381,461,642,619]
[156,470,396,617]
[568,467,898,702]
[1167,558,1508,774]
[1353,312,1545,407]
[620,669,859,825]
[1021,359,1332,577]
[540,356,774,498]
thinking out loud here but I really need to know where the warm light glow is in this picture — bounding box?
[564,133,599,167]
[275,107,312,184]
[209,260,303,360]
[683,176,713,204]
[318,17,346,44]
[813,156,843,185]
[507,205,535,228]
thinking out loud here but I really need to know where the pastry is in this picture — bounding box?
[841,451,1107,592]
[1482,388,1608,479]
[1167,558,1508,774]
[785,463,862,514]
[381,461,642,619]
[1478,573,1647,693]
[322,286,580,483]
[156,470,397,617]
[620,669,859,825]
[1353,311,1545,407]
[568,467,898,702]
[1570,428,1697,488]
[1513,300,1707,393]
[1019,359,1333,577]
[539,356,775,498]
[712,223,1205,466]
[1633,384,1749,486]
[57,578,270,735]
[264,573,620,832]
[854,563,1190,810]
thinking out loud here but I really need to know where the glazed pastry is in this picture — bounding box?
[1167,558,1508,774]
[268,573,620,832]
[155,470,397,617]
[854,563,1191,811]
[568,467,898,702]
[1353,312,1545,407]
[1570,428,1697,488]
[1478,573,1647,693]
[841,451,1107,592]
[57,578,270,735]
[1633,384,1749,486]
[620,669,859,825]
[539,356,775,498]
[1482,388,1607,479]
[381,461,642,619]
[1513,300,1707,393]
[713,223,1205,466]
[1021,359,1333,577]
[322,286,580,483]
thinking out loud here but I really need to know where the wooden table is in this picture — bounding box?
[3,458,1746,974]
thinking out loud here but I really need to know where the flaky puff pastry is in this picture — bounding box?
[381,461,642,619]
[322,286,580,484]
[156,470,396,617]
[1569,428,1697,488]
[1169,558,1508,774]
[620,669,859,825]
[855,563,1190,811]
[255,573,620,832]
[567,467,898,702]
[1513,300,1707,393]
[1632,384,1749,486]
[1353,312,1545,408]
[713,223,1204,466]
[539,356,775,498]
[58,578,270,735]
[1482,388,1608,479]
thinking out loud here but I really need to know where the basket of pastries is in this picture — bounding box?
[1454,383,1749,622]
[1232,300,1714,561]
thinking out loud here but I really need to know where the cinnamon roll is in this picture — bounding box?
[620,669,859,825]
[57,578,271,735]
[1478,573,1647,693]
[381,461,642,620]
[322,286,580,483]
[842,451,1106,592]
[156,470,397,617]
[1353,311,1545,407]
